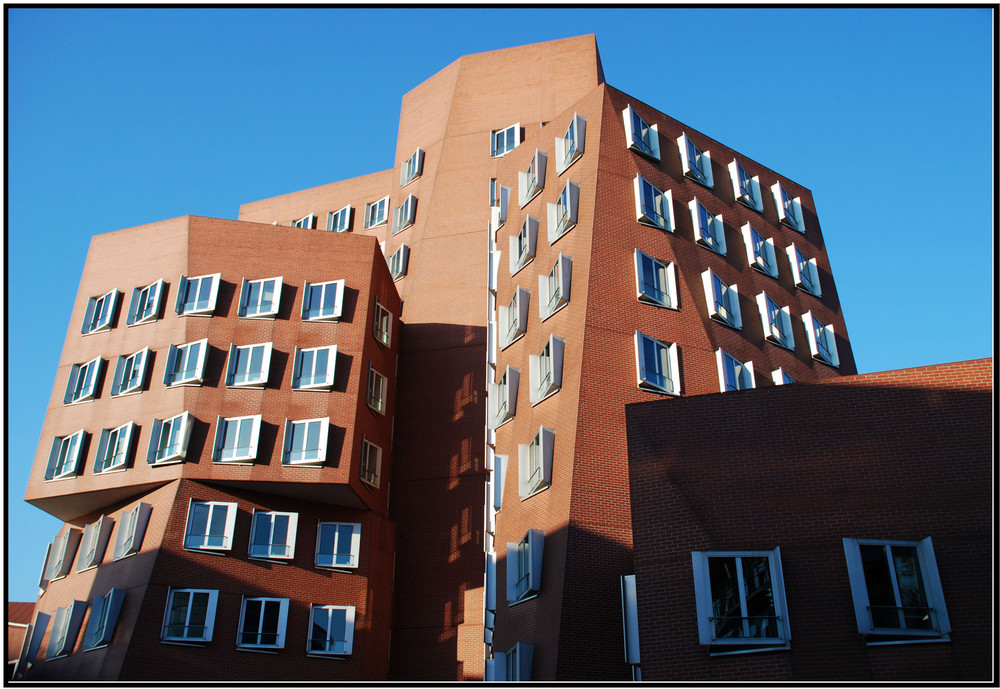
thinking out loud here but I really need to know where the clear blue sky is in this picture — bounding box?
[6,8,994,602]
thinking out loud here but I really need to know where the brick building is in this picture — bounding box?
[13,35,990,682]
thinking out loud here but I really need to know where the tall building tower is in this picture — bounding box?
[18,36,856,681]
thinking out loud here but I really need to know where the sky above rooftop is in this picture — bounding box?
[5,7,994,602]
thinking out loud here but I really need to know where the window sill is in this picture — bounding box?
[707,643,790,657]
[236,646,281,654]
[183,547,229,557]
[510,258,533,278]
[160,639,210,647]
[540,302,568,322]
[864,636,951,646]
[508,592,539,608]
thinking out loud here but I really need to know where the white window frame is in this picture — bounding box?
[237,597,289,650]
[691,548,791,650]
[82,289,119,334]
[528,335,564,405]
[225,342,272,389]
[163,339,208,387]
[111,347,151,397]
[326,204,352,233]
[77,516,114,572]
[127,279,165,326]
[315,522,362,570]
[45,430,87,480]
[306,605,355,656]
[360,435,382,488]
[634,332,680,396]
[281,418,329,467]
[555,113,586,175]
[146,411,194,465]
[786,243,822,296]
[491,123,520,158]
[499,286,530,349]
[392,193,417,235]
[373,299,392,347]
[291,213,315,229]
[756,292,795,350]
[741,223,778,278]
[633,175,675,232]
[364,195,390,228]
[690,198,726,255]
[64,356,104,404]
[83,588,125,650]
[400,148,424,187]
[728,159,763,212]
[161,588,219,643]
[772,368,795,386]
[249,510,299,560]
[547,180,580,244]
[716,348,756,392]
[678,132,714,187]
[509,216,539,275]
[292,345,337,391]
[113,502,151,560]
[803,311,840,367]
[771,181,805,232]
[213,414,262,463]
[389,244,410,280]
[366,365,388,415]
[183,500,238,552]
[301,279,345,321]
[622,104,660,160]
[95,422,135,474]
[42,528,83,582]
[238,276,282,319]
[507,529,544,602]
[47,601,87,659]
[634,249,678,309]
[517,427,554,500]
[175,273,221,317]
[489,365,520,430]
[701,269,742,329]
[538,253,572,320]
[490,181,511,234]
[518,149,547,207]
[843,537,951,640]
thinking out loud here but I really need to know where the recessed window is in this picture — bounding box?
[499,287,530,349]
[842,537,951,640]
[772,368,795,385]
[509,216,539,276]
[302,279,344,321]
[366,365,388,415]
[678,133,713,187]
[238,597,289,650]
[226,343,272,388]
[771,182,805,232]
[95,422,135,474]
[113,502,151,560]
[490,182,511,233]
[389,244,410,280]
[111,347,151,397]
[326,205,352,233]
[83,588,125,650]
[360,436,382,488]
[517,428,554,500]
[238,277,282,318]
[183,500,238,552]
[803,311,839,367]
[633,175,675,232]
[529,335,564,405]
[623,104,660,160]
[621,575,641,678]
[716,348,755,392]
[491,123,520,157]
[634,249,678,309]
[507,529,544,602]
[702,269,742,330]
[690,198,726,255]
[249,510,298,560]
[316,522,361,569]
[44,430,87,480]
[307,605,355,656]
[392,194,417,235]
[364,196,390,228]
[373,300,392,347]
[786,243,822,296]
[77,516,114,571]
[163,339,208,387]
[741,224,778,278]
[555,113,586,174]
[756,292,795,350]
[127,279,166,326]
[82,289,120,335]
[281,418,329,466]
[292,345,337,391]
[291,214,316,229]
[400,148,424,187]
[634,331,680,396]
[489,365,520,430]
[728,160,763,212]
[64,356,104,404]
[518,150,547,207]
[547,181,580,243]
[213,415,261,463]
[538,254,572,320]
[691,548,791,650]
[46,601,87,659]
[41,528,82,583]
[175,273,221,317]
[146,411,193,465]
[161,588,218,643]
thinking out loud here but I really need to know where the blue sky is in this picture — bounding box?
[5,8,994,602]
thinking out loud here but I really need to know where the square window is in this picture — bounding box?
[82,289,120,334]
[772,368,795,385]
[163,339,208,387]
[678,133,713,187]
[41,528,83,583]
[528,335,564,405]
[111,347,151,396]
[633,175,675,232]
[547,181,580,244]
[389,244,410,281]
[803,311,839,367]
[302,279,345,321]
[83,588,125,650]
[225,342,272,388]
[146,411,193,465]
[555,113,586,175]
[634,332,680,395]
[316,522,362,569]
[184,500,237,551]
[360,436,382,488]
[499,287,530,349]
[326,204,353,233]
[771,182,805,232]
[95,422,135,474]
[249,511,298,560]
[756,292,795,350]
[400,148,424,187]
[281,418,329,466]
[634,250,678,309]
[46,601,87,659]
[716,348,755,392]
[517,428,554,500]
[77,516,114,572]
[392,194,417,235]
[843,537,951,639]
[45,430,87,480]
[364,196,390,228]
[127,279,166,326]
[489,365,520,430]
[786,243,822,296]
[373,300,392,347]
[491,123,520,157]
[174,273,220,316]
[691,548,791,650]
[729,160,763,212]
[307,605,355,656]
[292,345,337,391]
[701,269,742,329]
[690,198,726,255]
[366,365,388,414]
[239,277,282,318]
[291,214,316,229]
[113,502,151,560]
[623,105,660,160]
[213,415,261,463]
[518,149,547,207]
[538,254,572,320]
[741,224,778,278]
[238,597,289,649]
[509,216,539,275]
[64,356,104,404]
[507,529,544,602]
[161,588,218,643]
